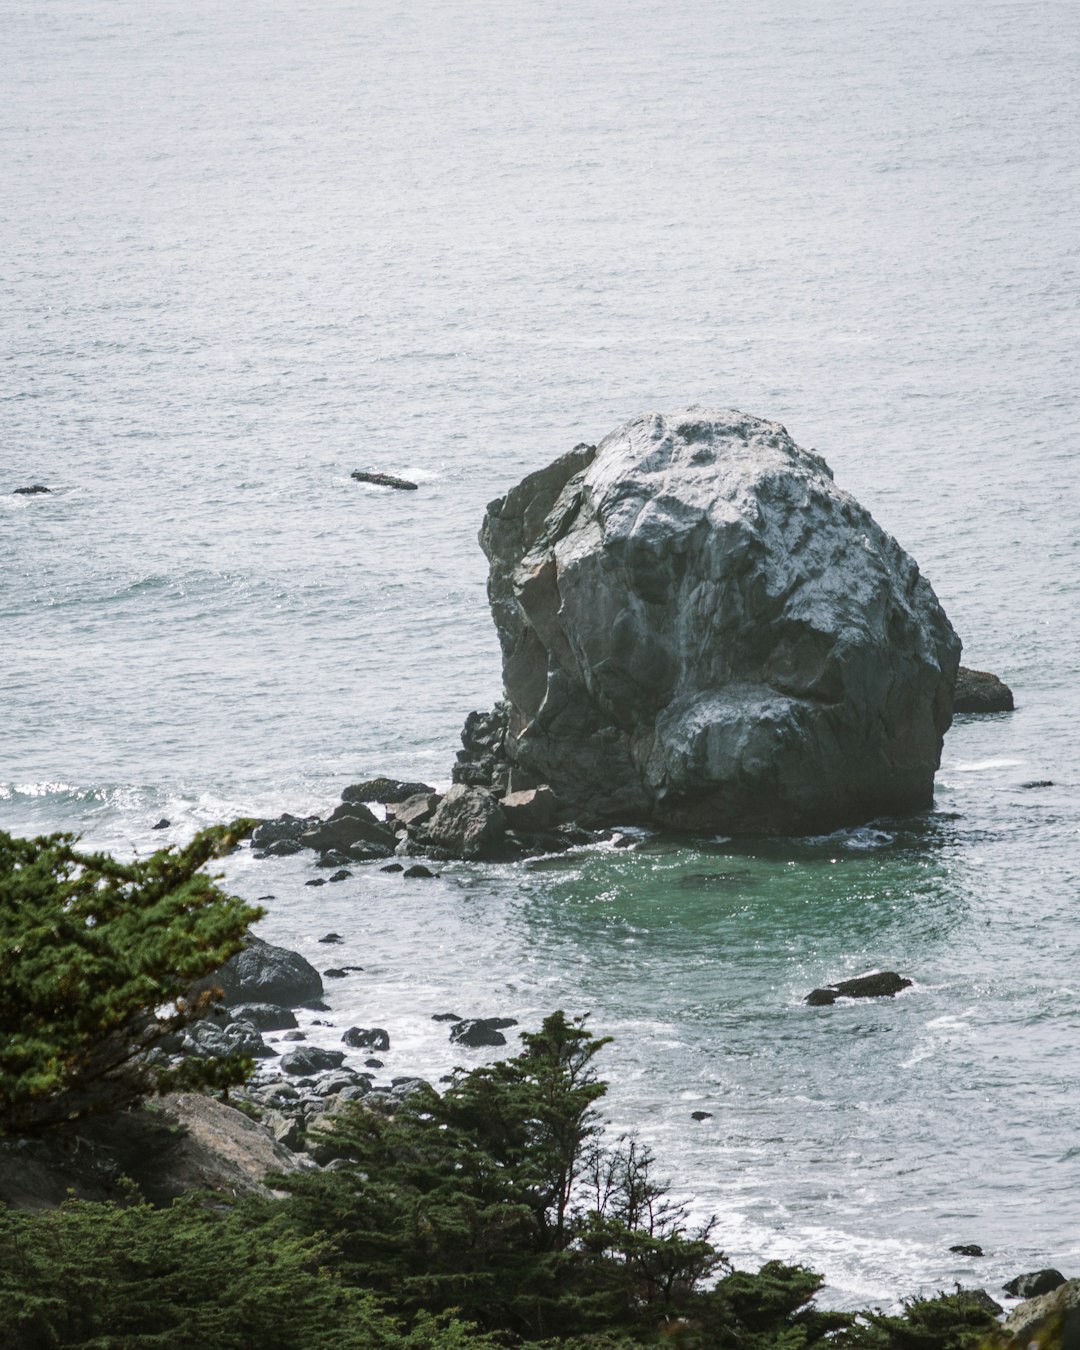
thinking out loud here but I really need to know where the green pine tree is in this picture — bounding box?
[0,824,260,1136]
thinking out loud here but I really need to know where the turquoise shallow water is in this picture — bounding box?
[2,0,1079,1308]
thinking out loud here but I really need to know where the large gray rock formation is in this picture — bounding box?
[480,409,961,834]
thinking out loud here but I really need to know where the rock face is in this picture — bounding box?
[0,1094,302,1210]
[480,410,961,833]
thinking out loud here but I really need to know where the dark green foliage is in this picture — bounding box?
[0,981,1015,1349]
[0,1190,492,1349]
[841,1290,1004,1349]
[0,825,261,1135]
[281,1014,721,1341]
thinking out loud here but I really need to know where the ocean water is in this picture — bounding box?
[3,0,1079,1310]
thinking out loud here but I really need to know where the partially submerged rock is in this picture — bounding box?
[351,470,418,491]
[449,1016,519,1048]
[12,484,51,495]
[480,410,961,834]
[1003,1278,1080,1345]
[953,665,1014,713]
[805,972,913,1006]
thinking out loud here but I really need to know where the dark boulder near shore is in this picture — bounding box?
[12,484,51,495]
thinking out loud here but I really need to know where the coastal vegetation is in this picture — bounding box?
[0,831,1023,1346]
[0,825,259,1136]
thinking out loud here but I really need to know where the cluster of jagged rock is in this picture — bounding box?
[250,755,603,868]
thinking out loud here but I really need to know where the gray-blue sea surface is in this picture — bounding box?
[2,0,1078,1310]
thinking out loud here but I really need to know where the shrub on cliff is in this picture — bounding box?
[0,1189,492,1349]
[283,1013,739,1341]
[0,825,260,1135]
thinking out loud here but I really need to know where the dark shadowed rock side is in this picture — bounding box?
[479,409,962,835]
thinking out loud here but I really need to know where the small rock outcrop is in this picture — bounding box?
[0,1094,302,1210]
[953,666,1014,713]
[479,410,961,834]
[449,1016,519,1048]
[12,484,51,495]
[805,971,913,1005]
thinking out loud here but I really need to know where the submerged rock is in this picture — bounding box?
[300,804,396,855]
[342,1026,390,1051]
[12,484,51,495]
[953,666,1014,713]
[805,971,913,1006]
[479,410,960,834]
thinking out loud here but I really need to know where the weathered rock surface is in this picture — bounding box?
[193,935,323,1008]
[182,1018,277,1059]
[501,785,560,830]
[230,1003,298,1031]
[805,972,913,1006]
[0,1094,302,1210]
[480,410,961,834]
[425,784,507,859]
[953,665,1015,713]
[389,791,442,831]
[1003,1278,1080,1345]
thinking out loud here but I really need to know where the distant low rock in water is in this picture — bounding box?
[351,470,418,490]
[805,972,913,1006]
[12,484,51,495]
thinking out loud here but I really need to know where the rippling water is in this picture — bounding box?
[3,0,1078,1309]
